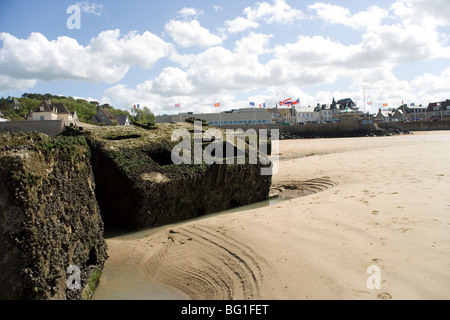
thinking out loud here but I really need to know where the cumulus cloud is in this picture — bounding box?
[225,17,259,34]
[308,3,388,30]
[2,0,449,115]
[411,67,450,99]
[224,0,304,35]
[0,30,172,91]
[244,0,304,25]
[165,20,223,48]
[177,7,204,20]
[75,2,104,16]
[394,0,450,27]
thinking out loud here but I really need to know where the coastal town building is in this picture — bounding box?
[156,108,273,126]
[375,109,395,122]
[376,104,429,122]
[397,105,427,121]
[426,100,450,121]
[6,96,21,110]
[269,107,297,124]
[297,107,320,124]
[117,114,130,126]
[91,107,118,125]
[28,100,78,125]
[91,107,130,126]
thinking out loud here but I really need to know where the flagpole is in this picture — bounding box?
[363,88,366,115]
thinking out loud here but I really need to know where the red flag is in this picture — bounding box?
[215,102,220,107]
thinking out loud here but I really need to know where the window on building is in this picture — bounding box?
[40,116,44,121]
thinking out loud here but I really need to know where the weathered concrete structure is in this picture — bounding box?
[0,132,107,300]
[85,123,272,230]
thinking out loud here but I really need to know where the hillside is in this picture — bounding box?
[0,93,134,123]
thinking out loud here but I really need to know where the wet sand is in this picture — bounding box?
[93,131,450,300]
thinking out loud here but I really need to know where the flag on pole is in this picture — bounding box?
[263,103,266,108]
[292,99,300,105]
[383,103,388,107]
[284,98,292,105]
[279,100,284,106]
[175,103,181,107]
[410,103,415,106]
[215,102,220,107]
[437,102,441,107]
[137,104,140,109]
[249,102,255,107]
[367,101,373,105]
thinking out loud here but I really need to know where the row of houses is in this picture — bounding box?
[374,100,450,123]
[156,98,364,125]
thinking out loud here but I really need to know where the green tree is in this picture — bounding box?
[133,106,155,124]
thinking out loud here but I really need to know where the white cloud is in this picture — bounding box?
[2,0,449,115]
[177,7,204,20]
[225,17,259,34]
[145,67,194,97]
[308,3,388,30]
[243,0,304,25]
[411,67,450,100]
[224,0,304,35]
[165,20,223,48]
[75,2,104,16]
[394,0,450,27]
[234,32,273,55]
[0,30,172,91]
[213,5,224,13]
[0,75,36,92]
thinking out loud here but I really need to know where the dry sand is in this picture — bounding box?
[93,131,450,300]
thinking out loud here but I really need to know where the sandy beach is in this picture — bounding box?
[93,131,450,300]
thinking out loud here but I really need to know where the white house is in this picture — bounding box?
[117,114,130,126]
[297,107,320,123]
[28,100,77,125]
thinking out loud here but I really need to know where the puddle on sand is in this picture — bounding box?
[92,196,289,300]
[91,260,189,300]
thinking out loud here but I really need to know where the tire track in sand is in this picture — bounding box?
[271,177,337,198]
[140,224,266,300]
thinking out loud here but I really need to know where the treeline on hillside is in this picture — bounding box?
[0,93,155,124]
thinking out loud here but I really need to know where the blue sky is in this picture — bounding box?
[1,0,449,115]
